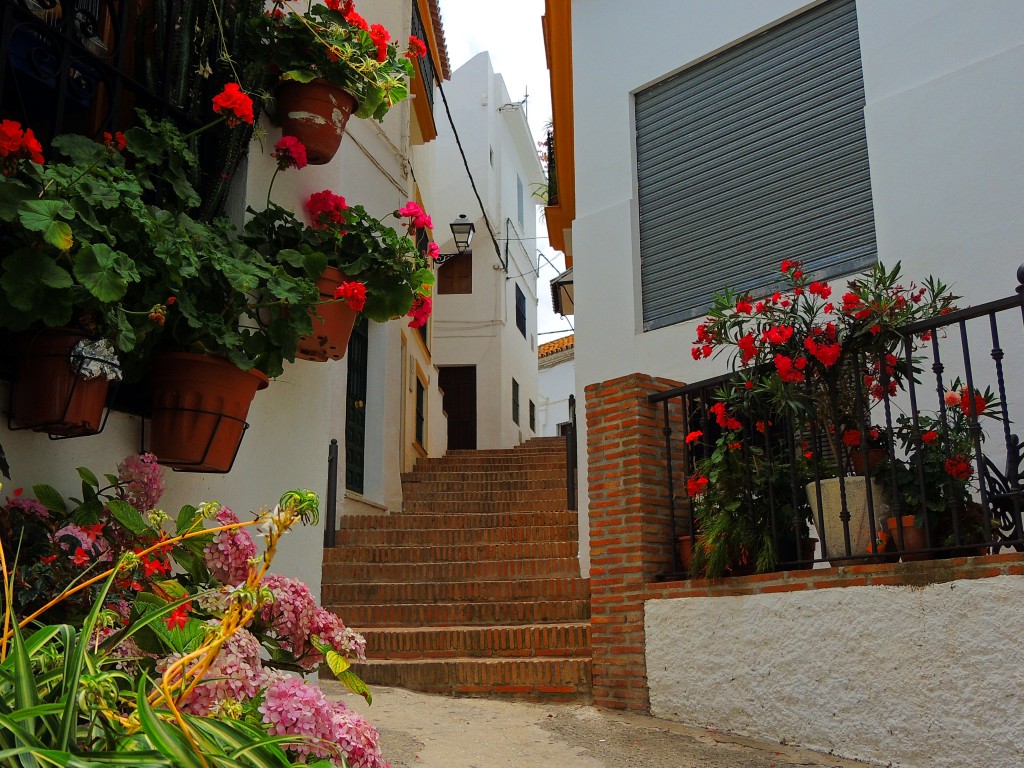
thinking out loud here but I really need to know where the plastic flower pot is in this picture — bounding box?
[276,79,358,165]
[886,514,931,561]
[149,352,268,473]
[10,329,111,437]
[296,266,359,361]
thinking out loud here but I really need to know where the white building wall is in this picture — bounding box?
[538,353,575,437]
[426,52,545,449]
[646,577,1024,767]
[569,0,1024,575]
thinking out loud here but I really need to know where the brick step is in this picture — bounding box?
[402,474,567,488]
[347,657,591,702]
[445,445,564,456]
[400,489,566,504]
[414,455,566,468]
[355,623,591,660]
[401,482,566,495]
[332,523,579,547]
[402,467,567,482]
[324,576,590,605]
[334,510,579,532]
[323,557,580,583]
[325,598,590,627]
[333,540,578,565]
[401,499,569,514]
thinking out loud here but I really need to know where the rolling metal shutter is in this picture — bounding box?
[636,0,876,330]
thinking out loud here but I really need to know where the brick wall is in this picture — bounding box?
[584,372,1024,713]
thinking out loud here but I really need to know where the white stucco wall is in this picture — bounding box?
[568,0,1024,576]
[426,52,545,449]
[538,352,575,437]
[646,576,1024,767]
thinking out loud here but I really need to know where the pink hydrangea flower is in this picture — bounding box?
[203,507,257,586]
[53,523,111,563]
[117,453,165,511]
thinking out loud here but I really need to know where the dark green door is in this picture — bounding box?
[345,317,369,493]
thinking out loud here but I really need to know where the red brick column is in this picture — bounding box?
[585,373,683,711]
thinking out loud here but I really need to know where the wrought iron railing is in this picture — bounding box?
[650,267,1024,579]
[545,129,559,206]
[566,393,577,510]
[410,1,435,113]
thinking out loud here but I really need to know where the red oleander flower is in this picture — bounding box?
[773,354,805,383]
[406,35,428,59]
[407,294,432,328]
[808,281,832,299]
[944,455,973,480]
[841,292,862,314]
[325,0,341,9]
[843,429,862,447]
[762,325,794,346]
[735,297,753,315]
[922,430,938,444]
[398,201,432,229]
[744,380,753,390]
[333,281,367,312]
[804,337,841,368]
[684,430,703,445]
[212,83,254,126]
[736,332,757,365]
[273,135,308,170]
[709,402,741,431]
[958,388,987,417]
[686,475,709,497]
[780,259,799,273]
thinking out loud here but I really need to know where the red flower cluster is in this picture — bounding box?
[165,600,193,631]
[426,242,440,260]
[710,402,741,431]
[808,281,832,299]
[685,430,703,445]
[103,131,127,151]
[735,296,753,315]
[333,281,367,312]
[407,294,432,328]
[398,200,432,229]
[944,455,974,480]
[803,323,840,368]
[762,325,794,346]
[306,190,349,230]
[921,430,938,444]
[773,353,807,383]
[686,475,709,497]
[273,135,308,170]
[736,333,757,365]
[369,23,391,62]
[957,387,987,417]
[843,429,861,447]
[406,35,428,59]
[0,119,44,175]
[212,83,254,127]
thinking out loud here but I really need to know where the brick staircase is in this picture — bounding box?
[321,436,592,701]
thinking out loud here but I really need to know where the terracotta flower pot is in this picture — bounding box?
[677,534,693,574]
[276,79,358,165]
[11,329,110,437]
[886,514,931,561]
[149,353,268,473]
[851,448,887,476]
[296,267,359,361]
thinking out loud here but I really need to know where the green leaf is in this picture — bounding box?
[107,499,151,535]
[76,467,99,489]
[8,609,40,750]
[175,505,199,535]
[135,678,205,768]
[51,134,105,165]
[73,244,130,302]
[31,485,66,517]
[19,200,75,251]
[334,667,372,705]
[281,69,319,83]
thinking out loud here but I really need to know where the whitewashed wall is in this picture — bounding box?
[569,0,1024,576]
[646,576,1024,767]
[537,351,574,437]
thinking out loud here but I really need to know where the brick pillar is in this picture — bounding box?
[585,373,683,711]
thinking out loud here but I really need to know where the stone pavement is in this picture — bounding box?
[322,683,872,768]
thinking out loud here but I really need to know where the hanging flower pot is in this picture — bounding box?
[10,329,119,437]
[149,353,269,473]
[296,267,359,361]
[276,79,358,165]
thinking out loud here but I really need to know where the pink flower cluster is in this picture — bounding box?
[406,294,431,328]
[117,453,165,511]
[203,507,257,586]
[397,201,432,229]
[260,574,365,668]
[260,676,387,768]
[53,523,111,564]
[161,626,271,716]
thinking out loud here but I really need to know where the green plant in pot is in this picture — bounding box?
[251,0,429,163]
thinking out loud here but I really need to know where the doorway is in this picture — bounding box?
[439,366,477,450]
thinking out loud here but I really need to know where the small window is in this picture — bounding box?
[516,174,524,227]
[515,284,527,337]
[512,378,520,425]
[438,251,473,294]
[415,377,426,446]
[489,146,494,167]
[529,400,536,432]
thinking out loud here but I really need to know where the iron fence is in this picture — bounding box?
[649,267,1024,579]
[410,1,435,113]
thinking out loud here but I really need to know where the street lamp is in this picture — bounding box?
[435,214,476,266]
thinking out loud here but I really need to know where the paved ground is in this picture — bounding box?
[321,683,871,768]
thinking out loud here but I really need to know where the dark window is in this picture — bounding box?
[438,252,473,294]
[512,378,520,425]
[515,284,527,337]
[415,377,425,446]
[635,0,875,329]
[529,400,536,432]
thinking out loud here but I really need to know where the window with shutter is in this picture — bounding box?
[438,252,473,294]
[635,0,876,330]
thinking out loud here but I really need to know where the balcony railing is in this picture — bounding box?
[410,1,435,113]
[649,267,1024,579]
[545,129,559,206]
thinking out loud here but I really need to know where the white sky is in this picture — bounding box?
[436,0,575,341]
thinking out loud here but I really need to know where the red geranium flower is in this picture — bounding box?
[686,475,709,497]
[684,430,703,445]
[406,35,428,59]
[945,455,973,480]
[922,430,938,444]
[212,83,254,126]
[273,136,308,170]
[398,200,432,229]
[407,294,432,328]
[334,281,367,312]
[306,190,349,229]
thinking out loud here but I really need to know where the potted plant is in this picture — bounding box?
[251,0,429,164]
[691,260,958,562]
